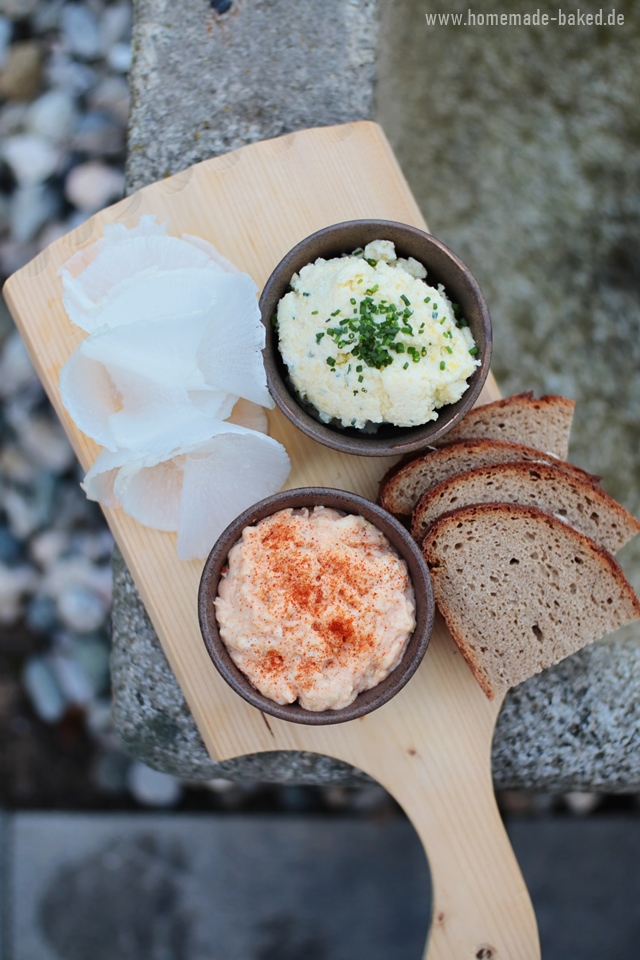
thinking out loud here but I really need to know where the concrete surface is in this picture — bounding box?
[111,0,640,790]
[3,810,640,959]
[8,813,430,960]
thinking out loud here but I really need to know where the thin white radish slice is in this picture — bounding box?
[182,233,241,273]
[114,455,185,531]
[176,431,291,560]
[80,448,130,506]
[196,273,273,409]
[59,350,120,451]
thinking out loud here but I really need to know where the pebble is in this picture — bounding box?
[22,655,66,723]
[18,413,75,472]
[0,331,38,397]
[25,592,58,633]
[64,160,124,211]
[0,16,11,69]
[0,0,41,18]
[42,556,113,606]
[60,3,101,60]
[564,791,602,816]
[70,632,111,695]
[29,528,69,567]
[71,110,124,156]
[57,583,108,632]
[100,2,132,49]
[0,526,22,563]
[27,88,77,142]
[10,183,61,243]
[0,561,39,623]
[49,646,94,705]
[0,41,43,100]
[45,45,96,94]
[1,133,61,186]
[92,747,131,794]
[0,443,37,484]
[106,42,130,74]
[88,74,129,124]
[128,762,183,808]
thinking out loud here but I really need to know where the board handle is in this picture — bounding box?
[394,764,541,960]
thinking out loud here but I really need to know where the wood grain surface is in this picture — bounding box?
[3,121,540,959]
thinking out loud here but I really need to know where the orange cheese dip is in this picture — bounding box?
[214,506,416,711]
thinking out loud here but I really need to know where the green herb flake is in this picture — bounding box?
[446,345,453,354]
[440,360,446,370]
[326,356,336,367]
[316,332,325,344]
[469,346,479,356]
[403,361,409,370]
[366,258,377,267]
[400,294,411,306]
[311,310,319,315]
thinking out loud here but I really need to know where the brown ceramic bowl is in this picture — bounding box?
[260,220,492,457]
[198,487,434,725]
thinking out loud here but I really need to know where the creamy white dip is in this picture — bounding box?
[214,506,416,711]
[276,241,480,430]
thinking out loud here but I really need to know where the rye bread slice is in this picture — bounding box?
[378,438,598,518]
[422,503,640,700]
[411,460,640,552]
[433,392,575,459]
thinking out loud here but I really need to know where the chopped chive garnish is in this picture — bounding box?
[446,345,453,354]
[303,292,310,296]
[440,360,446,370]
[403,361,409,370]
[311,310,319,315]
[366,258,377,267]
[469,346,479,355]
[326,356,335,367]
[358,375,364,383]
[357,278,363,283]
[424,297,431,303]
[316,332,325,343]
[350,297,357,304]
[439,317,446,324]
[400,294,410,306]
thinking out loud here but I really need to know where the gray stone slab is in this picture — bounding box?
[126,0,378,194]
[111,0,640,790]
[9,813,430,960]
[508,816,640,960]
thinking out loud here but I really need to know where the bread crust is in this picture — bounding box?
[411,459,640,551]
[378,438,598,517]
[434,392,575,459]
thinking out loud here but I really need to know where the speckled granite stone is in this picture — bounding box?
[112,0,378,785]
[112,0,640,789]
[126,0,378,193]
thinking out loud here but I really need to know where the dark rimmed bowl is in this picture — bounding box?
[198,487,434,725]
[260,219,492,457]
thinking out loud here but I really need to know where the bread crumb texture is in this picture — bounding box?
[422,503,640,699]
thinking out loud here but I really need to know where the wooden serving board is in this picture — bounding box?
[4,121,540,959]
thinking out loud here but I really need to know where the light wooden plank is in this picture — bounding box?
[3,121,539,959]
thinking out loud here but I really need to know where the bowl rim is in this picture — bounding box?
[260,218,492,457]
[198,486,435,725]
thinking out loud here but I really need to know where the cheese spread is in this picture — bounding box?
[214,506,416,711]
[276,240,480,430]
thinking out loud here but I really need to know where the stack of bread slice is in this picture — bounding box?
[378,393,640,699]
